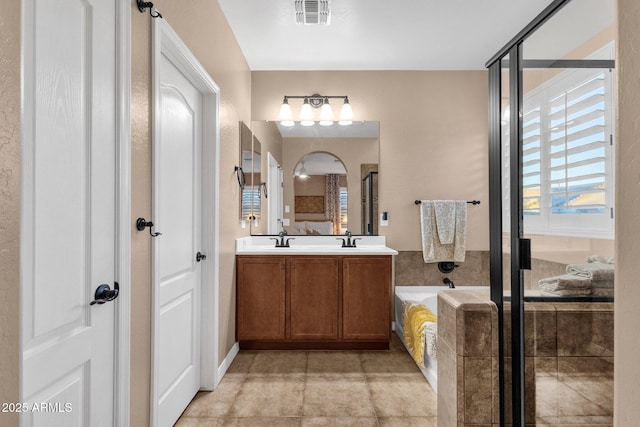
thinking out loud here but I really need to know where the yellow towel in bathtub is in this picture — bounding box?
[403,303,437,368]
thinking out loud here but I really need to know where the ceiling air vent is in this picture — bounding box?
[295,0,331,25]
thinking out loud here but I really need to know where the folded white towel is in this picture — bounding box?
[592,288,614,297]
[538,274,591,292]
[540,288,592,297]
[592,280,614,289]
[587,255,614,264]
[424,322,437,360]
[566,262,614,281]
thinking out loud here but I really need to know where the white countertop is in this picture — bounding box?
[236,235,398,256]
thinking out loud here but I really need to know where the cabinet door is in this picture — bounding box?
[342,257,391,340]
[290,257,340,340]
[237,256,286,340]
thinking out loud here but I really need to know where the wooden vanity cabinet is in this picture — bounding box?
[289,257,340,340]
[236,256,286,340]
[342,257,392,341]
[236,255,392,350]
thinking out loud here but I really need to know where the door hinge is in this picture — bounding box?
[611,207,614,219]
[610,134,613,146]
[519,238,531,270]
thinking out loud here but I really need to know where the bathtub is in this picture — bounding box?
[394,285,490,391]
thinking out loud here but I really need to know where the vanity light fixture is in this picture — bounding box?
[278,94,354,127]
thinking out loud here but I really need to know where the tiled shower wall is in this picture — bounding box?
[394,251,490,287]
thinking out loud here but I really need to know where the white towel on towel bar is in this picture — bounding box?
[434,201,456,244]
[420,200,467,263]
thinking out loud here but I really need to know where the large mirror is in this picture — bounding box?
[239,122,262,224]
[250,120,379,235]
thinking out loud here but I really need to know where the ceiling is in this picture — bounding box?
[217,0,559,70]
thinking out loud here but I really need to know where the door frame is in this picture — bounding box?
[150,18,221,426]
[267,152,283,234]
[115,0,132,424]
[19,0,131,425]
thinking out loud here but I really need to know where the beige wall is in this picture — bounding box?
[252,71,490,251]
[616,0,640,424]
[283,137,378,234]
[0,0,20,425]
[130,1,251,425]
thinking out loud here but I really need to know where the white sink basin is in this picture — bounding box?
[235,237,398,255]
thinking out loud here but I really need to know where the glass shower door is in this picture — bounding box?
[488,1,616,425]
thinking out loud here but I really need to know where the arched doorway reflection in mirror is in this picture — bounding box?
[293,152,347,235]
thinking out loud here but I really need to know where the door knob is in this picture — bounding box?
[196,252,207,262]
[90,282,120,305]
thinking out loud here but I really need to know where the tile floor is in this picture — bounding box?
[176,334,437,426]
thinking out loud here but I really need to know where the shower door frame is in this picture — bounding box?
[486,0,616,425]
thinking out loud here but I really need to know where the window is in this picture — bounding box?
[339,187,348,233]
[241,186,261,220]
[502,52,615,239]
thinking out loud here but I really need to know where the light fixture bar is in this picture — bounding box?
[278,94,354,127]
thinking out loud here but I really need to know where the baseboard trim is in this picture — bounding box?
[217,342,240,384]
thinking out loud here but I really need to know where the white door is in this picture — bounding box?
[267,153,284,234]
[152,42,204,427]
[21,0,119,425]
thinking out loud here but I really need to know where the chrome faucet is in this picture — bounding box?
[443,278,455,289]
[270,230,294,248]
[337,230,361,248]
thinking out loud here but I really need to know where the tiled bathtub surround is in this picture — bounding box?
[394,251,490,287]
[437,290,614,426]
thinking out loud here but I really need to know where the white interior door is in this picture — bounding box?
[152,38,204,427]
[267,153,284,234]
[21,0,119,425]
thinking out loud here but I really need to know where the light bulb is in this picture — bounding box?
[278,97,292,121]
[339,97,354,124]
[319,97,334,126]
[300,98,314,126]
[298,162,309,178]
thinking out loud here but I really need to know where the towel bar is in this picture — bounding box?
[414,200,480,205]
